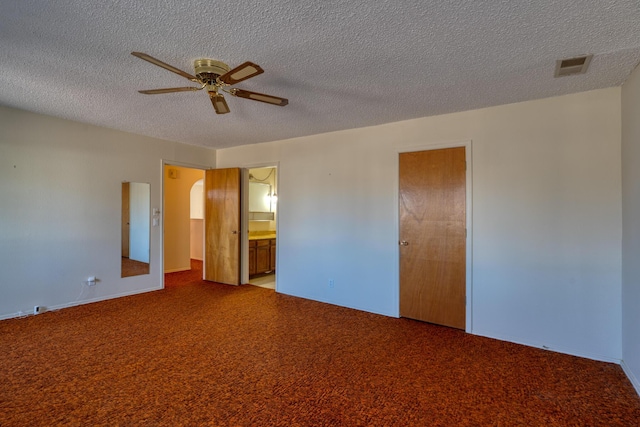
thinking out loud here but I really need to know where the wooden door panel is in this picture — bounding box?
[399,147,466,329]
[204,168,241,285]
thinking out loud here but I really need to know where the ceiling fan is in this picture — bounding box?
[131,52,288,115]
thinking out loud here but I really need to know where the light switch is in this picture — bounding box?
[153,218,159,226]
[153,208,160,216]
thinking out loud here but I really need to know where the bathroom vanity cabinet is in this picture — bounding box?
[249,238,276,277]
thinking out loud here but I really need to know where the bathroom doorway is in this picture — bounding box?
[246,166,277,289]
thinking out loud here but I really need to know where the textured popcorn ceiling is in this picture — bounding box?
[1,1,639,149]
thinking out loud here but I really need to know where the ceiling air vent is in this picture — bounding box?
[554,54,593,77]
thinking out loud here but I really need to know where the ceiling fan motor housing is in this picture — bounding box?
[194,59,230,84]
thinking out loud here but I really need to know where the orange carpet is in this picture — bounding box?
[1,262,639,426]
[121,257,150,277]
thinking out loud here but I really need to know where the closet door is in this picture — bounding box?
[399,147,466,329]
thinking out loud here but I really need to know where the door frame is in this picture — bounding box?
[160,159,211,289]
[395,140,473,332]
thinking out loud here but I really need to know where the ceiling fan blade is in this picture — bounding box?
[218,62,264,85]
[210,93,230,114]
[231,89,288,106]
[138,87,202,95]
[131,52,198,81]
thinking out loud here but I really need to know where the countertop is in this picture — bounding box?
[248,233,276,241]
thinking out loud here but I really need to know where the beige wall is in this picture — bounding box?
[164,166,205,272]
[218,87,623,363]
[0,106,215,318]
[190,219,203,261]
[190,179,204,260]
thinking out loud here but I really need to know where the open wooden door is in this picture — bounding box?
[204,168,241,285]
[399,147,466,329]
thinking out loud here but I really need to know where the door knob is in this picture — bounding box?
[399,241,409,246]
[231,230,238,234]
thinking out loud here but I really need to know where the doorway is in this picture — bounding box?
[162,163,278,289]
[398,146,469,330]
[246,166,277,290]
[163,164,205,277]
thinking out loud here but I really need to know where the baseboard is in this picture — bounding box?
[164,266,191,273]
[0,311,31,321]
[470,329,622,364]
[621,360,640,396]
[0,286,163,321]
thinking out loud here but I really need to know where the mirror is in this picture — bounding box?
[121,182,150,277]
[249,182,272,212]
[248,182,274,221]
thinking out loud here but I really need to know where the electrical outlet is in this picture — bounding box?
[328,279,334,288]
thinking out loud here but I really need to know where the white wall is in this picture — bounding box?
[622,63,640,393]
[218,88,623,362]
[0,106,215,319]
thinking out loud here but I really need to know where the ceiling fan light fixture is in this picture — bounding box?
[131,52,287,114]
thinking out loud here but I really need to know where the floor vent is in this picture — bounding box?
[554,54,593,77]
